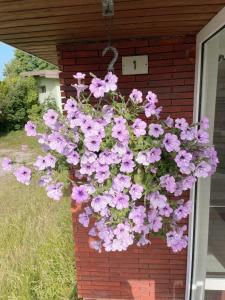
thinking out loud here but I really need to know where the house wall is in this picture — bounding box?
[57,35,196,300]
[37,77,62,111]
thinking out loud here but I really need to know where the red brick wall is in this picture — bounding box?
[57,35,196,300]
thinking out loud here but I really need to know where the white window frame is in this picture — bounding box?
[185,7,225,300]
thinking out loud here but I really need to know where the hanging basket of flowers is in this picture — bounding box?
[2,71,218,253]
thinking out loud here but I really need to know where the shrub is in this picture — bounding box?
[0,76,39,132]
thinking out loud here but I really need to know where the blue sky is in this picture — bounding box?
[0,42,15,80]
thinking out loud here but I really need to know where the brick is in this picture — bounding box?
[58,58,75,65]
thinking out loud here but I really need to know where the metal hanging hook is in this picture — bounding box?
[102,45,118,72]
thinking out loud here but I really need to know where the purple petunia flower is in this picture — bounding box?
[64,98,78,113]
[179,162,195,175]
[136,151,149,166]
[159,204,173,217]
[146,91,158,104]
[175,118,188,131]
[150,166,157,174]
[73,72,86,80]
[129,205,146,225]
[114,116,126,125]
[89,227,97,237]
[175,150,192,168]
[81,151,97,164]
[144,102,156,118]
[14,166,31,185]
[90,240,102,252]
[43,109,59,127]
[137,235,150,247]
[46,154,57,168]
[129,184,143,200]
[1,157,12,171]
[46,182,63,201]
[78,212,90,227]
[165,116,174,128]
[34,154,56,171]
[81,118,100,137]
[147,191,167,209]
[79,162,95,176]
[95,164,110,183]
[196,129,209,144]
[194,161,211,178]
[160,175,176,193]
[203,146,219,175]
[155,106,162,119]
[148,147,161,163]
[102,105,114,123]
[129,89,143,103]
[91,196,108,214]
[124,148,133,159]
[148,123,164,138]
[104,72,118,92]
[112,124,129,143]
[73,82,88,99]
[48,132,67,154]
[166,226,188,253]
[120,156,135,173]
[148,210,163,232]
[71,185,89,203]
[174,200,191,221]
[66,150,79,165]
[132,118,147,137]
[112,174,131,192]
[84,135,101,152]
[163,133,180,152]
[180,127,196,141]
[89,77,106,98]
[24,121,37,136]
[112,193,129,210]
[84,184,96,195]
[182,176,196,190]
[200,116,209,129]
[66,111,79,129]
[38,175,52,187]
[34,155,48,171]
[111,223,134,251]
[98,150,115,165]
[112,142,127,157]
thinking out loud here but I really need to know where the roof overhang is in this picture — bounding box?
[1,0,225,65]
[21,70,60,79]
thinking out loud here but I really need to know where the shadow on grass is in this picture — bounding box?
[69,286,83,300]
[0,130,9,138]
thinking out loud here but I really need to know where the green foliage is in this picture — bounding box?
[4,49,56,78]
[28,95,60,124]
[109,207,130,226]
[0,76,39,132]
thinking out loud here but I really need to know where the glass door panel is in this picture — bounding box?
[197,27,225,299]
[205,45,225,299]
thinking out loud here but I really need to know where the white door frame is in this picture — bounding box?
[185,6,225,300]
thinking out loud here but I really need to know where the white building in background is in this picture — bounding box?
[21,70,62,111]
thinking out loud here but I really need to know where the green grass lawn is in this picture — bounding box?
[0,131,78,300]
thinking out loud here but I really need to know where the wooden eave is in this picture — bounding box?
[0,0,225,65]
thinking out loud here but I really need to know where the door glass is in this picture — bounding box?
[205,30,225,300]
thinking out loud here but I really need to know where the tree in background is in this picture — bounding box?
[0,76,38,131]
[0,50,57,132]
[4,49,56,77]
